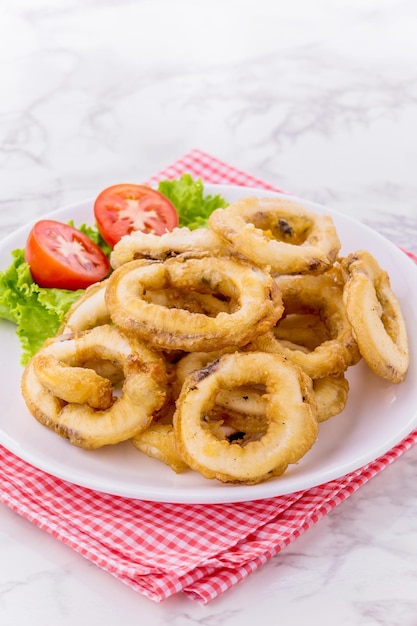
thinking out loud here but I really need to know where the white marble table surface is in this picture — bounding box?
[1,1,417,624]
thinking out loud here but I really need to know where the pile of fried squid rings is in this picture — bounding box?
[21,196,410,485]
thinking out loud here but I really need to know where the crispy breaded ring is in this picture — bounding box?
[22,325,167,449]
[208,196,340,275]
[175,349,266,416]
[313,375,350,422]
[110,226,233,269]
[59,279,110,335]
[131,423,189,474]
[33,352,114,409]
[176,351,349,423]
[250,272,360,378]
[105,257,284,352]
[173,351,318,484]
[341,250,409,383]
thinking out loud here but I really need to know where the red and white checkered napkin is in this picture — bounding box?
[1,149,416,604]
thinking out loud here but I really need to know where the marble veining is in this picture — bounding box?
[1,0,417,624]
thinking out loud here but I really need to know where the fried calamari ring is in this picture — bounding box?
[105,256,284,352]
[175,349,267,416]
[208,196,340,275]
[21,325,167,449]
[131,423,189,474]
[313,375,349,422]
[341,250,409,383]
[59,279,110,334]
[173,351,318,484]
[176,351,348,423]
[110,226,234,269]
[250,272,360,378]
[33,352,114,410]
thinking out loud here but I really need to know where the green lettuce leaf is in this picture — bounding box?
[158,173,228,229]
[0,248,83,364]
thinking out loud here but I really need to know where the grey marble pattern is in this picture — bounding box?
[1,0,417,624]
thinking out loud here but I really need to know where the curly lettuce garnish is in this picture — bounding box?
[158,173,228,229]
[0,249,83,364]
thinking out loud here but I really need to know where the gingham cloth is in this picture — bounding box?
[1,149,416,604]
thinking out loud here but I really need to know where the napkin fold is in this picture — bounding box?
[1,149,416,604]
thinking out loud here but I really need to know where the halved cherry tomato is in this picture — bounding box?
[25,220,110,290]
[93,184,179,247]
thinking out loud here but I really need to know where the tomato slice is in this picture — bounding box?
[25,220,110,290]
[93,184,179,247]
